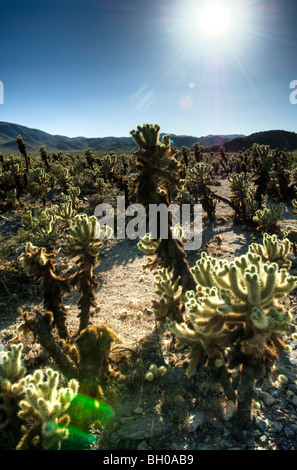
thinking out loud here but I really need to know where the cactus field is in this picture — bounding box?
[1,126,297,450]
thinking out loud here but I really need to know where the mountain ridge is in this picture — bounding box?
[0,121,296,153]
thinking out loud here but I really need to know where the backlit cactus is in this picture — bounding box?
[63,215,105,332]
[53,201,77,229]
[187,162,217,220]
[0,343,27,434]
[152,267,184,322]
[74,324,119,396]
[145,363,167,382]
[251,144,274,205]
[253,202,284,233]
[62,186,81,209]
[228,172,248,220]
[166,236,297,425]
[130,123,180,211]
[248,233,291,269]
[17,368,79,449]
[63,214,103,258]
[18,242,70,338]
[50,162,73,192]
[131,123,196,291]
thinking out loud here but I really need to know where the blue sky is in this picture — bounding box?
[0,0,297,138]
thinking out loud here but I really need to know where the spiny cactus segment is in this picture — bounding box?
[165,235,297,424]
[63,214,103,258]
[253,202,284,233]
[19,242,70,338]
[17,368,79,449]
[63,215,107,332]
[145,363,167,382]
[0,343,27,396]
[248,233,291,269]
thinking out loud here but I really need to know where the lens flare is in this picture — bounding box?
[53,394,115,449]
[180,95,193,109]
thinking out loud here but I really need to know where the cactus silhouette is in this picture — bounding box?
[131,124,196,291]
[16,135,31,172]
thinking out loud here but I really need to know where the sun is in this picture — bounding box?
[198,2,232,37]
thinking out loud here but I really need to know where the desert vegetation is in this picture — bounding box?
[0,125,297,450]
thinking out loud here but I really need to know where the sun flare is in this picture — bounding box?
[198,2,232,37]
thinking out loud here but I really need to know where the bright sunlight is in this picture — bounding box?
[198,2,232,37]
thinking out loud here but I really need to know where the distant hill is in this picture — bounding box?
[0,122,138,153]
[221,130,297,153]
[0,121,296,154]
[168,133,245,149]
[0,122,245,153]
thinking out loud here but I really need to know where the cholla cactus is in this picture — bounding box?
[253,202,284,233]
[74,324,119,396]
[245,187,267,221]
[63,215,105,332]
[63,214,103,258]
[34,214,60,247]
[19,243,70,338]
[39,145,50,170]
[187,162,217,220]
[84,147,96,169]
[166,240,297,425]
[228,172,248,219]
[0,344,27,433]
[62,186,81,209]
[138,233,161,255]
[152,268,184,322]
[50,163,73,192]
[249,233,291,269]
[53,201,77,229]
[17,368,79,450]
[130,123,181,210]
[16,135,31,171]
[131,123,195,291]
[98,154,116,181]
[251,144,274,205]
[17,207,60,247]
[5,188,17,207]
[175,185,195,205]
[138,233,161,271]
[145,363,167,382]
[0,343,26,386]
[27,167,49,201]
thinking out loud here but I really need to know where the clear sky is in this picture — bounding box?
[0,0,297,138]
